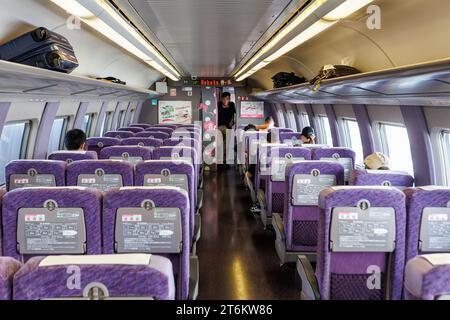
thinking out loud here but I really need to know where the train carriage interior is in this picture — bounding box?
[1,0,450,306]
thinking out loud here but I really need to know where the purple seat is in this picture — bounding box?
[130,124,152,129]
[146,127,174,135]
[48,151,98,163]
[6,160,66,191]
[118,127,144,133]
[172,130,200,142]
[87,137,121,158]
[404,254,450,300]
[2,187,102,261]
[245,132,268,169]
[280,132,303,146]
[121,137,163,151]
[262,147,312,227]
[104,131,135,139]
[0,257,21,300]
[153,147,198,190]
[0,190,5,253]
[135,160,197,245]
[102,187,190,300]
[272,161,345,264]
[163,138,196,149]
[67,160,134,191]
[13,254,175,300]
[153,124,178,130]
[312,148,356,183]
[135,131,170,140]
[403,186,450,262]
[350,169,414,188]
[100,146,152,164]
[297,186,406,300]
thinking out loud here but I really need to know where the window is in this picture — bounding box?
[379,123,414,176]
[317,115,333,146]
[440,130,450,186]
[301,113,310,128]
[48,117,68,155]
[342,118,364,166]
[82,113,94,136]
[287,109,297,131]
[101,112,113,136]
[0,122,31,184]
[116,110,126,129]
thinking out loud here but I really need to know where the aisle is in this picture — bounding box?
[196,167,299,300]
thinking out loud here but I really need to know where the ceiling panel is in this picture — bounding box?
[127,0,293,77]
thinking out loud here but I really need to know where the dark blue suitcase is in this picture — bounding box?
[0,27,78,73]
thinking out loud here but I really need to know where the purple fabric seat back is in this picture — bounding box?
[135,131,170,140]
[121,137,163,150]
[0,190,5,253]
[146,127,174,135]
[135,161,195,242]
[66,160,134,188]
[172,130,200,142]
[48,151,98,163]
[404,254,450,300]
[317,187,406,300]
[102,187,190,300]
[6,160,66,191]
[265,148,312,216]
[279,132,303,145]
[2,187,102,261]
[87,138,121,157]
[153,124,178,130]
[313,148,356,182]
[153,147,199,190]
[130,124,152,129]
[0,257,21,300]
[118,127,144,133]
[350,169,414,188]
[13,255,175,300]
[163,138,196,149]
[403,187,450,262]
[285,162,345,252]
[104,131,135,139]
[100,146,152,163]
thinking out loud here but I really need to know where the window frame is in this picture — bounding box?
[341,117,364,166]
[128,109,136,126]
[316,115,333,145]
[0,121,32,185]
[83,113,95,137]
[300,112,310,128]
[376,121,414,176]
[440,129,450,186]
[117,110,126,129]
[48,117,69,155]
[101,111,113,136]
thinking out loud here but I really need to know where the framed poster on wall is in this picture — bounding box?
[240,101,264,118]
[158,101,192,124]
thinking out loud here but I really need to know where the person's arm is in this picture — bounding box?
[255,123,269,131]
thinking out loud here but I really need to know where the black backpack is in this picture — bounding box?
[310,65,360,91]
[272,72,306,88]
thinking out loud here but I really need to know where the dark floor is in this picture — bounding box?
[196,166,300,300]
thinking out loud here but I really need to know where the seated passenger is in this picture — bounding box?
[364,152,390,170]
[300,126,316,144]
[255,116,275,131]
[64,129,87,151]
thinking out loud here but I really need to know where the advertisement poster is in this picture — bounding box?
[159,101,192,124]
[241,101,264,118]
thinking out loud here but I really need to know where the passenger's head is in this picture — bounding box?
[244,124,257,132]
[64,129,87,151]
[301,126,315,144]
[364,152,390,170]
[265,116,275,128]
[221,92,231,106]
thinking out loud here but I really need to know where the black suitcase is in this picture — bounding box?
[310,65,360,91]
[272,72,306,88]
[0,27,78,73]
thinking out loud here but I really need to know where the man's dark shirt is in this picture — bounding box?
[218,102,236,129]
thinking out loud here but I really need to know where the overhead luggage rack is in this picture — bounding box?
[0,60,160,100]
[254,58,450,106]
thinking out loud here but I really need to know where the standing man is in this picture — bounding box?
[218,92,236,166]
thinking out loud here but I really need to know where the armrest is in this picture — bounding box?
[189,255,199,300]
[257,190,266,208]
[296,255,320,300]
[272,212,285,241]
